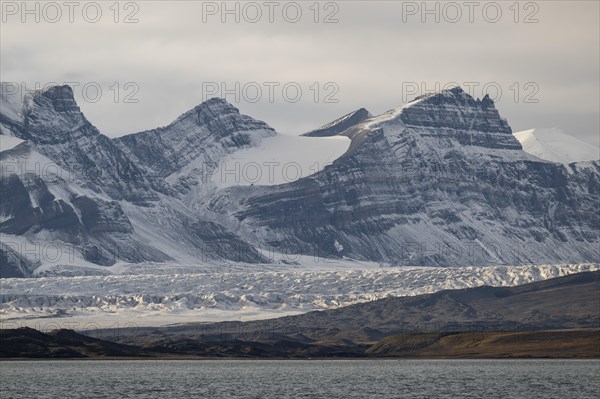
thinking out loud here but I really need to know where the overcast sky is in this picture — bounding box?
[1,1,599,145]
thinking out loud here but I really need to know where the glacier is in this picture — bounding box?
[1,263,597,328]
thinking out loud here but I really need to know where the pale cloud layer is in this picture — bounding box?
[1,1,598,145]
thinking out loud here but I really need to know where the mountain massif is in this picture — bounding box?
[1,84,598,276]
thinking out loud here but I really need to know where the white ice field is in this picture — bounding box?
[1,262,597,329]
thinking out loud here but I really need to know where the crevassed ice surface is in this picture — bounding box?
[1,263,597,328]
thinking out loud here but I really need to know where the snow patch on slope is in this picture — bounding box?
[0,82,27,123]
[0,135,24,152]
[212,134,351,188]
[514,128,599,165]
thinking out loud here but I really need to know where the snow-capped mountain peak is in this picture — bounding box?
[363,86,510,135]
[3,83,97,146]
[171,97,242,125]
[395,86,512,134]
[115,96,277,182]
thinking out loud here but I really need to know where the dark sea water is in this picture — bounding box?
[1,359,599,398]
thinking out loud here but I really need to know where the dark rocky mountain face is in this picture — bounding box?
[1,84,598,276]
[3,85,163,203]
[0,86,272,273]
[114,97,276,213]
[399,88,513,136]
[0,242,34,278]
[208,87,599,265]
[1,86,171,267]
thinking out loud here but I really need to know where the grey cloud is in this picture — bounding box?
[1,1,598,145]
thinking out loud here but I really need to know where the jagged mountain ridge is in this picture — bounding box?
[114,97,276,211]
[1,84,599,276]
[207,87,599,265]
[1,85,163,202]
[115,97,275,179]
[0,85,271,276]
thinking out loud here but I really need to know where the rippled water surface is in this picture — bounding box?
[1,359,599,398]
